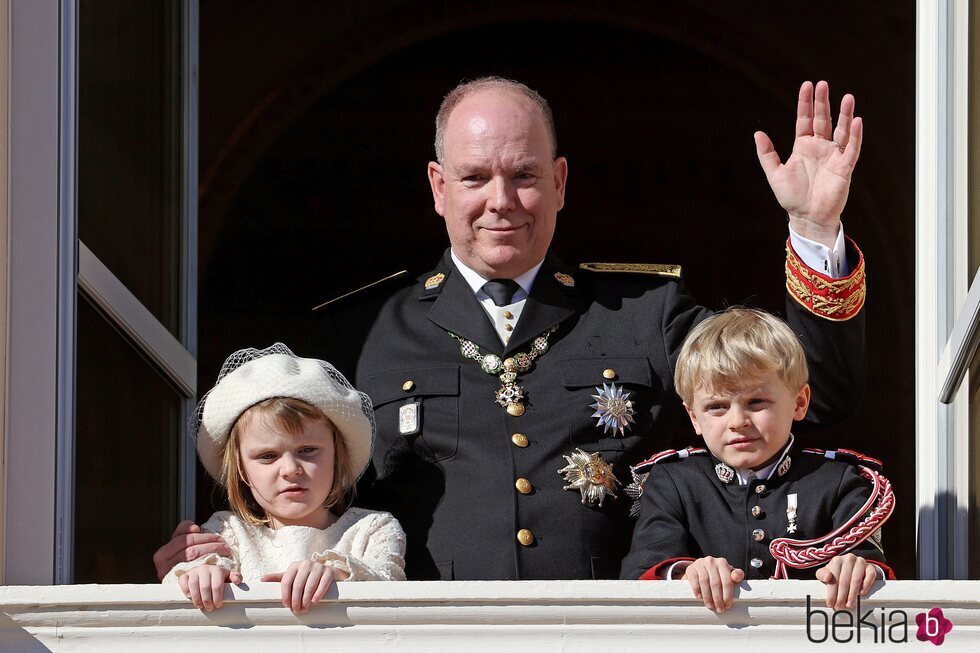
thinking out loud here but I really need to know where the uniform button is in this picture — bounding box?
[751,505,763,518]
[517,529,534,546]
[512,433,529,447]
[507,403,525,416]
[402,380,415,392]
[750,558,763,569]
[503,310,514,319]
[752,528,765,542]
[755,484,766,494]
[602,368,616,379]
[516,478,533,494]
[504,324,514,331]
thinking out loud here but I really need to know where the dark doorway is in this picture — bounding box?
[199,2,915,577]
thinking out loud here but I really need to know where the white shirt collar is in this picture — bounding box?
[735,434,795,485]
[449,249,545,299]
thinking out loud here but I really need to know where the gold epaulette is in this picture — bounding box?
[312,270,410,311]
[578,262,682,278]
[785,237,865,321]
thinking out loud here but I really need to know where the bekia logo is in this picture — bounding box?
[805,596,954,645]
[916,608,953,646]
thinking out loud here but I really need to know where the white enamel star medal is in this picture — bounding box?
[590,382,635,436]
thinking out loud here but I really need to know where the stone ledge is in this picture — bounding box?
[1,580,978,651]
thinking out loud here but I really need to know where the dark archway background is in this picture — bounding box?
[199,1,915,576]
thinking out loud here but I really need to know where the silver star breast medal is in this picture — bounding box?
[590,382,635,436]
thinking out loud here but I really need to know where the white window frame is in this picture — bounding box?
[919,0,973,580]
[2,0,199,584]
[0,0,10,587]
[4,0,72,585]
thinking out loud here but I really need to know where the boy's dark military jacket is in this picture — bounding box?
[316,248,865,581]
[619,448,892,580]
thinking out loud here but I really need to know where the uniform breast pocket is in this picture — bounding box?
[561,357,655,451]
[363,365,460,462]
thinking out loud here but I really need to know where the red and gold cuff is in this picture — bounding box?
[785,236,866,321]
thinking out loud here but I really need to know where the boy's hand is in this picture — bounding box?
[177,564,234,612]
[154,520,234,581]
[681,556,745,612]
[261,561,349,614]
[816,553,877,609]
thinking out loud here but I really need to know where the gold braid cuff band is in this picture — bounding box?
[785,236,866,321]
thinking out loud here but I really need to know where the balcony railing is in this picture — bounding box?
[2,580,979,651]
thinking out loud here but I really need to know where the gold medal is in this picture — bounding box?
[424,273,446,290]
[558,449,620,507]
[554,271,576,287]
[449,326,558,415]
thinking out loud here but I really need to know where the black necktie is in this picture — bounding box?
[482,279,521,307]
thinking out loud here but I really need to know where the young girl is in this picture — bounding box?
[163,343,406,613]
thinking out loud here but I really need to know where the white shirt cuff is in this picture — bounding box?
[666,560,692,580]
[788,224,850,278]
[871,563,885,581]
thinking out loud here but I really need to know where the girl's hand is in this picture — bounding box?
[177,565,232,612]
[681,556,745,612]
[261,560,344,614]
[816,553,877,610]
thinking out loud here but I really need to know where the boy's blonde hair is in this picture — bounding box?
[221,397,355,526]
[674,308,808,405]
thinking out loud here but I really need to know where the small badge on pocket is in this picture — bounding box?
[399,400,421,435]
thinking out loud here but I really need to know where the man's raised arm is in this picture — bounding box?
[755,80,862,249]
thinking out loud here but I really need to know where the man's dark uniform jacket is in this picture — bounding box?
[619,446,893,580]
[316,244,865,580]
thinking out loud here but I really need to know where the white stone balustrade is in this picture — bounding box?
[1,580,979,651]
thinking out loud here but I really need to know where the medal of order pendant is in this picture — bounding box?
[558,448,620,507]
[496,382,526,410]
[786,493,799,534]
[448,325,558,417]
[590,382,635,436]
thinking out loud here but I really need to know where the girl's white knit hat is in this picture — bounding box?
[193,343,375,486]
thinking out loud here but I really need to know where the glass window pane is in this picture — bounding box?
[78,0,182,335]
[74,297,180,583]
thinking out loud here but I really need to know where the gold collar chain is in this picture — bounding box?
[448,326,559,416]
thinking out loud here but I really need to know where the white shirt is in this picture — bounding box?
[734,435,795,486]
[450,249,544,346]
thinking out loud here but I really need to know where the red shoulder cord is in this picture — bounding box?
[768,462,895,580]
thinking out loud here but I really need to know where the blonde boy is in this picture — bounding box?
[620,308,893,612]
